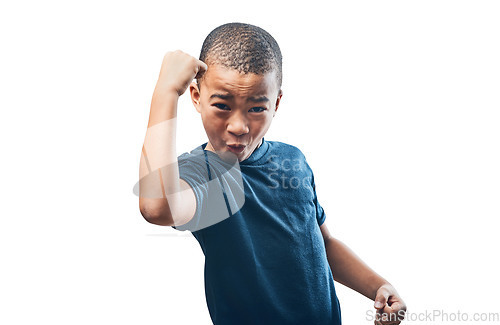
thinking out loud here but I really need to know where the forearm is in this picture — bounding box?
[147,83,179,126]
[324,237,390,300]
[139,87,183,222]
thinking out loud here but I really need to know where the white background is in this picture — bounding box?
[1,0,499,324]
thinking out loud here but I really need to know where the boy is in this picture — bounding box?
[139,22,406,324]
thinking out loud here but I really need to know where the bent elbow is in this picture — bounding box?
[139,201,175,226]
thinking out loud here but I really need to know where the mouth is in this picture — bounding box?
[227,144,246,154]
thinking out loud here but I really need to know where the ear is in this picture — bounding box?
[189,81,202,114]
[273,89,283,117]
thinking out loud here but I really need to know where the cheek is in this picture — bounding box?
[249,115,272,131]
[200,106,215,121]
[201,109,225,130]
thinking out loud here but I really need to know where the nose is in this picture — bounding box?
[227,113,249,137]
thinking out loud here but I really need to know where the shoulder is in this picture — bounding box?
[177,145,205,164]
[176,145,211,179]
[265,140,315,176]
[266,140,308,160]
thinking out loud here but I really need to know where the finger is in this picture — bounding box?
[192,60,207,80]
[199,60,208,71]
[376,305,401,324]
[375,308,388,322]
[387,295,406,308]
[374,290,390,309]
[197,60,208,73]
[389,302,407,321]
[194,68,206,80]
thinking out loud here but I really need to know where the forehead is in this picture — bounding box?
[203,64,277,96]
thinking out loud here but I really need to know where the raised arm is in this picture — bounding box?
[139,50,207,226]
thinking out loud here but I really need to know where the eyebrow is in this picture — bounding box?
[209,93,269,103]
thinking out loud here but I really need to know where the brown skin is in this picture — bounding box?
[186,59,407,324]
[320,225,407,324]
[139,50,208,225]
[189,64,282,162]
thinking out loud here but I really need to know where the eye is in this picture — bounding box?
[214,103,230,110]
[249,107,267,113]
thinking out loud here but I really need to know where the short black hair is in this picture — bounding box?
[197,22,282,94]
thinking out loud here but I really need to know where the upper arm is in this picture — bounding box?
[175,178,197,225]
[139,178,197,226]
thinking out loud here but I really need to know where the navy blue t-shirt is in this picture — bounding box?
[172,137,341,325]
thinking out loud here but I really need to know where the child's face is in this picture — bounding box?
[189,64,283,162]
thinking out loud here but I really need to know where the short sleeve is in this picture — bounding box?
[299,150,326,227]
[171,151,210,231]
[171,149,245,232]
[311,171,326,226]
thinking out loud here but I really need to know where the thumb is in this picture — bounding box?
[195,60,208,79]
[374,291,389,309]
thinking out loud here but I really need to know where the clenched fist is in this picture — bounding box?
[155,50,208,96]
